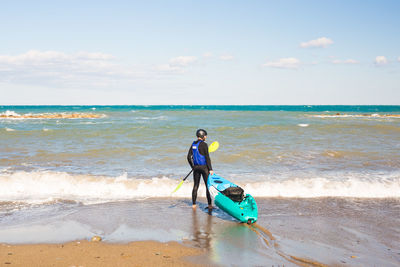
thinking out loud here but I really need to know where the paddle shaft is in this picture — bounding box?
[183,169,193,181]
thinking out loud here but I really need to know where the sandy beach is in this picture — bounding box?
[0,240,203,267]
[1,198,399,266]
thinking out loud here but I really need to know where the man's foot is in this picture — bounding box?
[206,205,213,214]
[192,204,197,210]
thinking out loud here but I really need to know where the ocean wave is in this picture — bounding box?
[0,171,398,204]
[310,113,400,118]
[1,110,21,116]
[0,110,105,119]
[242,177,400,198]
[0,171,180,204]
[134,116,167,121]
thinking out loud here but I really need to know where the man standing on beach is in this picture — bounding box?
[187,129,214,210]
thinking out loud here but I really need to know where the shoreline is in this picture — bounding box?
[0,240,204,267]
[2,198,398,266]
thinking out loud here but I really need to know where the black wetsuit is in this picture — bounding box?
[187,140,212,205]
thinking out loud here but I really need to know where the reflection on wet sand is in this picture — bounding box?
[189,205,329,266]
[190,206,275,265]
[249,223,328,267]
[191,208,213,250]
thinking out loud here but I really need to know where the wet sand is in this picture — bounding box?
[1,198,399,266]
[0,240,202,267]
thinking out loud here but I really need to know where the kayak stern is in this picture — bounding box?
[214,192,258,223]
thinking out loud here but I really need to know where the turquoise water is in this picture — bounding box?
[0,105,399,201]
[2,105,400,112]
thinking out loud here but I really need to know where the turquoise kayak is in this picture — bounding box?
[207,173,258,224]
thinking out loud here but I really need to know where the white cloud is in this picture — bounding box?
[0,50,114,65]
[0,50,155,88]
[0,51,202,88]
[202,52,213,58]
[263,57,300,69]
[374,56,388,66]
[155,63,185,74]
[155,56,199,74]
[219,54,234,61]
[169,56,197,67]
[332,59,359,64]
[300,37,333,48]
[397,56,400,62]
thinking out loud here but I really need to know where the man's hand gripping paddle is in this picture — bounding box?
[172,141,219,194]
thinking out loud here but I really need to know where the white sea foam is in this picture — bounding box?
[1,110,21,117]
[242,177,400,198]
[0,111,106,119]
[0,171,194,204]
[0,171,399,204]
[310,114,400,119]
[135,116,167,120]
[297,124,309,127]
[5,127,15,131]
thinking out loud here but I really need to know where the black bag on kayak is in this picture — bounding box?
[221,186,244,202]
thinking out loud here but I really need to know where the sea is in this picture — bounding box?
[1,105,399,266]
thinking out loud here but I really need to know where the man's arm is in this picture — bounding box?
[187,146,194,169]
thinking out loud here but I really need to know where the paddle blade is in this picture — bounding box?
[209,141,219,153]
[172,180,185,194]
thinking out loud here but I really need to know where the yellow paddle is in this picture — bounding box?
[208,141,219,153]
[172,141,219,194]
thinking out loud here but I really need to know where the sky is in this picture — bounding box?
[0,0,399,105]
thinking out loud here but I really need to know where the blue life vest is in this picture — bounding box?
[192,140,207,166]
